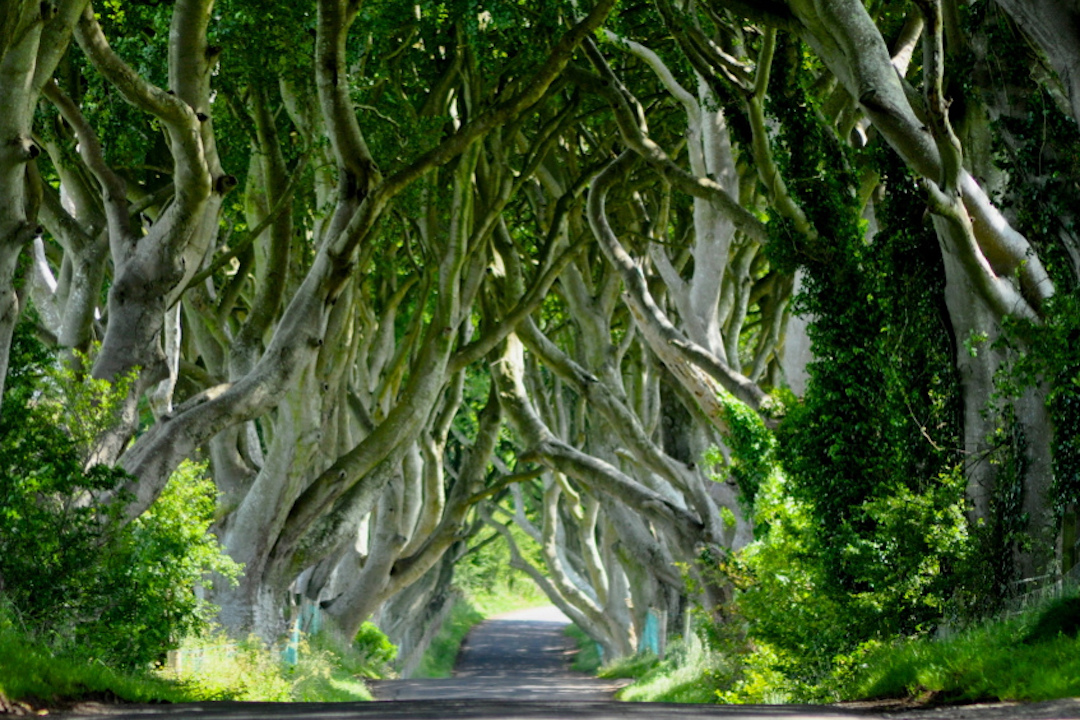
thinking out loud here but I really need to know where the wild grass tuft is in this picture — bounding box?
[829,599,1080,703]
[615,634,734,703]
[564,624,602,674]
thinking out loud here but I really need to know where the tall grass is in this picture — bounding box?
[594,593,1080,706]
[611,634,734,703]
[0,606,378,711]
[158,630,375,702]
[829,597,1080,703]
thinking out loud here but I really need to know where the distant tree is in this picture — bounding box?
[1,0,1078,670]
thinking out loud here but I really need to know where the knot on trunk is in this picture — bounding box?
[10,136,39,161]
[215,175,238,194]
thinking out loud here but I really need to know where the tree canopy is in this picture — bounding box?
[2,0,1079,686]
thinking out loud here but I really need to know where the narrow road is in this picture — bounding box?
[55,607,1080,719]
[368,606,623,701]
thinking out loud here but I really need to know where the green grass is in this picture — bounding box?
[0,626,203,710]
[565,624,602,674]
[614,634,733,703]
[411,596,486,678]
[564,624,661,679]
[599,651,660,680]
[0,614,377,711]
[160,630,377,702]
[586,595,1080,706]
[278,632,376,701]
[831,597,1080,703]
[565,622,730,704]
[467,578,548,616]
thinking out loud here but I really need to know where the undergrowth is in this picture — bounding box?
[565,624,602,674]
[598,592,1080,705]
[566,621,733,703]
[598,652,659,681]
[0,624,197,708]
[826,595,1080,703]
[612,634,734,704]
[159,629,376,702]
[0,604,379,710]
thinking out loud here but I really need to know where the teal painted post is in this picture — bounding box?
[284,617,300,665]
[640,610,660,655]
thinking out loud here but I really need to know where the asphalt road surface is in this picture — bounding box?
[367,605,622,701]
[55,606,1080,719]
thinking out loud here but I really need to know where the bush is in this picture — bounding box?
[82,460,242,666]
[0,323,240,667]
[353,621,398,672]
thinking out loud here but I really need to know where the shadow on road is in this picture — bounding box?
[369,611,621,701]
[54,608,1080,718]
[57,699,884,719]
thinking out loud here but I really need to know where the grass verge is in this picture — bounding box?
[565,622,733,703]
[410,597,485,678]
[160,630,376,702]
[0,626,201,711]
[0,617,378,711]
[564,624,602,674]
[613,634,732,703]
[595,594,1080,705]
[830,596,1080,703]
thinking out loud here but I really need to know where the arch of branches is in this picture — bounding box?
[2,0,1079,662]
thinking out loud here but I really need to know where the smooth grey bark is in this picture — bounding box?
[775,0,1052,319]
[323,372,502,640]
[587,152,770,427]
[74,4,217,385]
[115,0,616,524]
[995,0,1080,126]
[0,0,88,402]
[491,335,711,617]
[374,545,461,677]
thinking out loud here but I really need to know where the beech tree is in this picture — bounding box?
[3,0,1080,675]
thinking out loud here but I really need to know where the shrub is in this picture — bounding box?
[0,322,240,667]
[354,621,398,671]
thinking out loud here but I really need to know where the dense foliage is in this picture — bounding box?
[0,323,239,667]
[2,0,1080,704]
